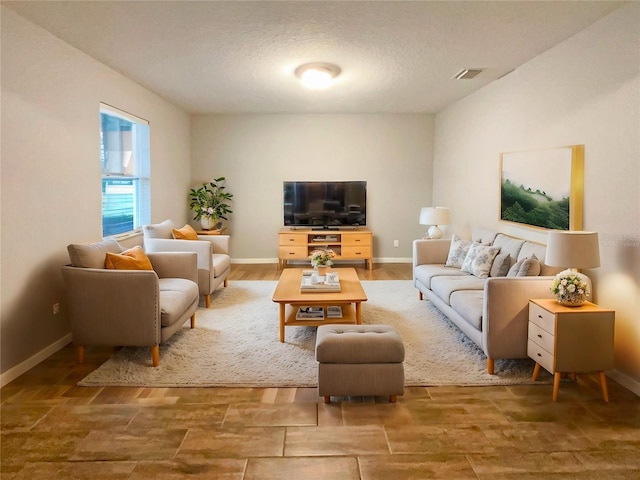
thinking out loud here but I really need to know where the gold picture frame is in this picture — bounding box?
[500,145,584,231]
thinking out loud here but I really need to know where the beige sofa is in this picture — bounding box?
[143,220,231,308]
[413,227,561,374]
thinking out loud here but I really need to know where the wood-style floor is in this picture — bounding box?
[2,263,639,479]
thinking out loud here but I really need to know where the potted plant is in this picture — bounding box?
[188,177,233,230]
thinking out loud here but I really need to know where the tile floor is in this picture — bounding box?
[2,266,639,479]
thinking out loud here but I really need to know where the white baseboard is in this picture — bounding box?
[0,333,72,388]
[608,369,640,397]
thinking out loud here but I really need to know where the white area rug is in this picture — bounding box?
[78,280,550,388]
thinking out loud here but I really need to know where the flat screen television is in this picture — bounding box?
[283,181,367,229]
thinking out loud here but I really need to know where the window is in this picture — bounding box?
[100,104,150,237]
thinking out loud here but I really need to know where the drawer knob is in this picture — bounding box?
[538,315,543,319]
[537,334,542,338]
[537,353,542,357]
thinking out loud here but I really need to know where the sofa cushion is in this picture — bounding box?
[449,290,484,331]
[471,227,498,245]
[67,239,123,268]
[461,242,500,279]
[490,253,511,277]
[415,264,469,289]
[143,219,175,239]
[445,234,472,268]
[431,275,486,306]
[212,253,231,277]
[507,254,541,277]
[158,278,199,327]
[493,234,525,262]
[105,246,153,270]
[172,224,199,240]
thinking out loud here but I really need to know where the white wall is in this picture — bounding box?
[0,7,192,378]
[190,114,435,262]
[433,4,640,388]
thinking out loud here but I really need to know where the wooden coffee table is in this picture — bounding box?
[272,267,368,342]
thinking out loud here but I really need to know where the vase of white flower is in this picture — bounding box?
[550,272,590,307]
[310,249,336,276]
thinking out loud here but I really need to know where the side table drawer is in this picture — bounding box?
[528,322,555,353]
[529,302,555,333]
[527,338,554,373]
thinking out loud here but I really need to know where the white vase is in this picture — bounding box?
[200,216,216,230]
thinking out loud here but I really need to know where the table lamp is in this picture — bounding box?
[419,207,450,239]
[545,230,600,305]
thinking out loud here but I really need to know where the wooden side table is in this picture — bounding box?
[196,227,227,235]
[528,298,615,402]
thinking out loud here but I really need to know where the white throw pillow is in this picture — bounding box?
[445,234,472,268]
[461,242,501,278]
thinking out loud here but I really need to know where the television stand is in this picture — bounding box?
[278,228,373,270]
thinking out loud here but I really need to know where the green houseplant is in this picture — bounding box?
[188,177,233,229]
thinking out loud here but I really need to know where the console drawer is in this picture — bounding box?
[279,233,307,246]
[278,246,307,259]
[341,246,372,258]
[342,233,371,246]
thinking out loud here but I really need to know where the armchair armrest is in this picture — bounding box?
[61,266,161,346]
[197,234,230,255]
[144,238,212,272]
[147,252,198,282]
[413,239,450,267]
[482,276,556,359]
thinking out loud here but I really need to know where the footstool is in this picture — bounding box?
[315,324,405,403]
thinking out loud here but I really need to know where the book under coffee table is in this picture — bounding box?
[271,267,368,342]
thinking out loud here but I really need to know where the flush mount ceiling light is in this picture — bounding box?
[295,62,341,89]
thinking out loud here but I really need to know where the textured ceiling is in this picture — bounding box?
[4,1,625,114]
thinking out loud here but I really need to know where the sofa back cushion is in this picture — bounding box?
[518,241,562,276]
[142,219,175,239]
[492,234,525,265]
[67,238,123,268]
[471,227,498,245]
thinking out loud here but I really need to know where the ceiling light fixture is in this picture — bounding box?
[295,62,341,89]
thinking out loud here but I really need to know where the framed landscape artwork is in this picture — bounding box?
[500,145,584,231]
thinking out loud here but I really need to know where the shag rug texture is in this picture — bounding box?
[78,280,550,387]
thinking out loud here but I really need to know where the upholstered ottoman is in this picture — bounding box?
[315,325,405,403]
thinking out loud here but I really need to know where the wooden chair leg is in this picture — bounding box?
[224,278,228,287]
[205,294,211,308]
[77,345,85,364]
[487,358,495,375]
[389,395,397,403]
[418,291,423,301]
[598,371,609,402]
[324,396,331,404]
[151,345,160,367]
[190,313,196,329]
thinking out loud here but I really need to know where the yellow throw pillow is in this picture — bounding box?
[172,224,199,240]
[105,246,153,270]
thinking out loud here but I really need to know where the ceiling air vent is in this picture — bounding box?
[452,68,483,80]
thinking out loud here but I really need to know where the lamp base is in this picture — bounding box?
[427,225,443,239]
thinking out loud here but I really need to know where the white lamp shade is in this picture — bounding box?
[545,231,601,269]
[419,207,450,226]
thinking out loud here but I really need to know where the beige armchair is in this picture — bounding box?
[142,220,230,308]
[61,239,199,367]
